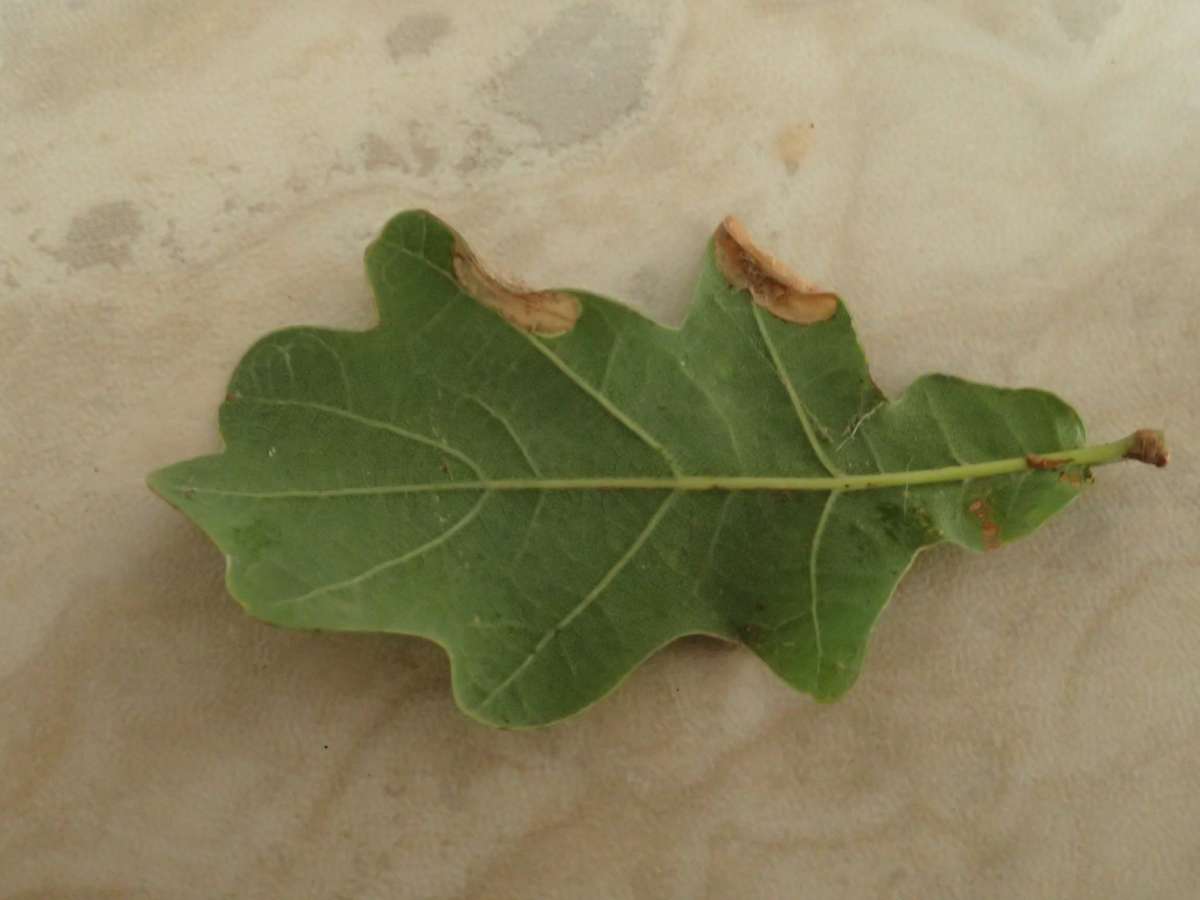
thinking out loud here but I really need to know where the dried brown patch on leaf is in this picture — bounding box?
[1124,429,1169,468]
[968,498,1002,551]
[1025,453,1066,471]
[452,238,580,337]
[714,216,838,325]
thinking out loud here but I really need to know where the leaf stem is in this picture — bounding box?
[470,430,1163,494]
[180,431,1166,499]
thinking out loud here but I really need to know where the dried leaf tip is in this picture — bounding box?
[452,237,580,337]
[1125,429,1170,467]
[714,216,838,325]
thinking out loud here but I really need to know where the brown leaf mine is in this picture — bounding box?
[714,216,838,325]
[968,498,1002,551]
[452,238,580,337]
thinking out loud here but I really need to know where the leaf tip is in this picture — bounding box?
[146,462,198,510]
[713,215,838,325]
[145,465,169,497]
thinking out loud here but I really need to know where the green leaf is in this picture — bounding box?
[149,210,1167,728]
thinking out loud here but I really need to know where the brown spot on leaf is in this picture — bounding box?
[714,216,838,325]
[1124,429,1169,467]
[967,498,1001,551]
[1025,453,1065,470]
[451,236,580,336]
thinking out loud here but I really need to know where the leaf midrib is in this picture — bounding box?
[176,438,1118,501]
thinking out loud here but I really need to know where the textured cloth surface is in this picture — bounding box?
[2,2,1198,898]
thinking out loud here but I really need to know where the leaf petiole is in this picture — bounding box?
[453,429,1166,493]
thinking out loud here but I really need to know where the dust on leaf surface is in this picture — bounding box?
[150,210,1106,727]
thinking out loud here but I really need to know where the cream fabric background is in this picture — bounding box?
[2,2,1198,898]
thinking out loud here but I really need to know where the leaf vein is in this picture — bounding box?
[239,396,483,478]
[808,491,839,682]
[751,306,844,476]
[520,332,682,477]
[274,491,490,610]
[476,491,679,711]
[297,332,353,410]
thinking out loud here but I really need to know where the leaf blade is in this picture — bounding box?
[150,210,1156,727]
